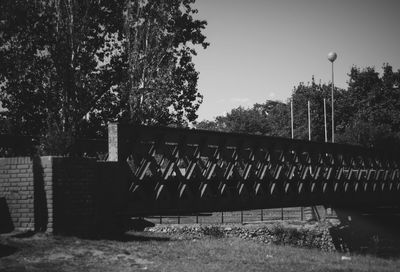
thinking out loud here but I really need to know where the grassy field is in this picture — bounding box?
[1,230,400,272]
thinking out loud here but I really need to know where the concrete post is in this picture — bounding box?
[108,123,119,162]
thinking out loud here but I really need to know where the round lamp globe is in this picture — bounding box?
[328,52,337,62]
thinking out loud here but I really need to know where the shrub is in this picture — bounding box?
[200,226,224,238]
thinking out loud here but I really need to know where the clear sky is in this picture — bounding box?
[192,0,400,121]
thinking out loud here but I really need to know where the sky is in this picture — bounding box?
[192,0,400,121]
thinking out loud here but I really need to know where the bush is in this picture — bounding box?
[200,226,224,238]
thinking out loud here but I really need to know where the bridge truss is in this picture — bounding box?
[108,124,400,215]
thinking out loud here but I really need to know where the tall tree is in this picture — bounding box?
[123,0,208,126]
[291,78,346,142]
[0,0,125,143]
[337,64,400,147]
[257,100,291,138]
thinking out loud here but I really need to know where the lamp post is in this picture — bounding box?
[328,52,337,143]
[323,98,328,142]
[308,100,311,141]
[290,98,294,139]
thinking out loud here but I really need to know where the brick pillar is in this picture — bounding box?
[52,157,98,235]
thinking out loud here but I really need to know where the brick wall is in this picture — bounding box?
[0,156,53,232]
[0,157,34,231]
[0,156,115,235]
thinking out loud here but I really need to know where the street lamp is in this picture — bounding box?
[290,97,294,139]
[328,52,337,143]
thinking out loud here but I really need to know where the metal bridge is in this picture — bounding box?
[108,124,400,216]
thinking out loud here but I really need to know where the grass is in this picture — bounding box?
[1,231,400,272]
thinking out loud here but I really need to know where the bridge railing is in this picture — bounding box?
[108,123,400,214]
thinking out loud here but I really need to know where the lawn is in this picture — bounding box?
[1,230,400,272]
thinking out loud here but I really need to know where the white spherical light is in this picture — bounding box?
[328,52,337,62]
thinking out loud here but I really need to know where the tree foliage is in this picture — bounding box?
[0,0,208,154]
[0,0,125,144]
[197,64,400,149]
[123,0,208,126]
[291,78,347,142]
[196,101,291,137]
[337,64,400,147]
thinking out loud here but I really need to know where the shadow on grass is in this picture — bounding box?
[0,243,18,258]
[104,232,171,242]
[11,231,37,239]
[74,229,171,242]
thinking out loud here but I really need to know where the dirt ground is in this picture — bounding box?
[1,227,400,272]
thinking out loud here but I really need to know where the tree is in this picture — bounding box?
[196,100,291,137]
[258,100,291,138]
[337,64,400,147]
[290,78,347,142]
[196,106,268,134]
[122,0,208,126]
[196,79,347,142]
[0,0,208,154]
[0,0,125,146]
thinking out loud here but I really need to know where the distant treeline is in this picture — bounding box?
[197,64,400,149]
